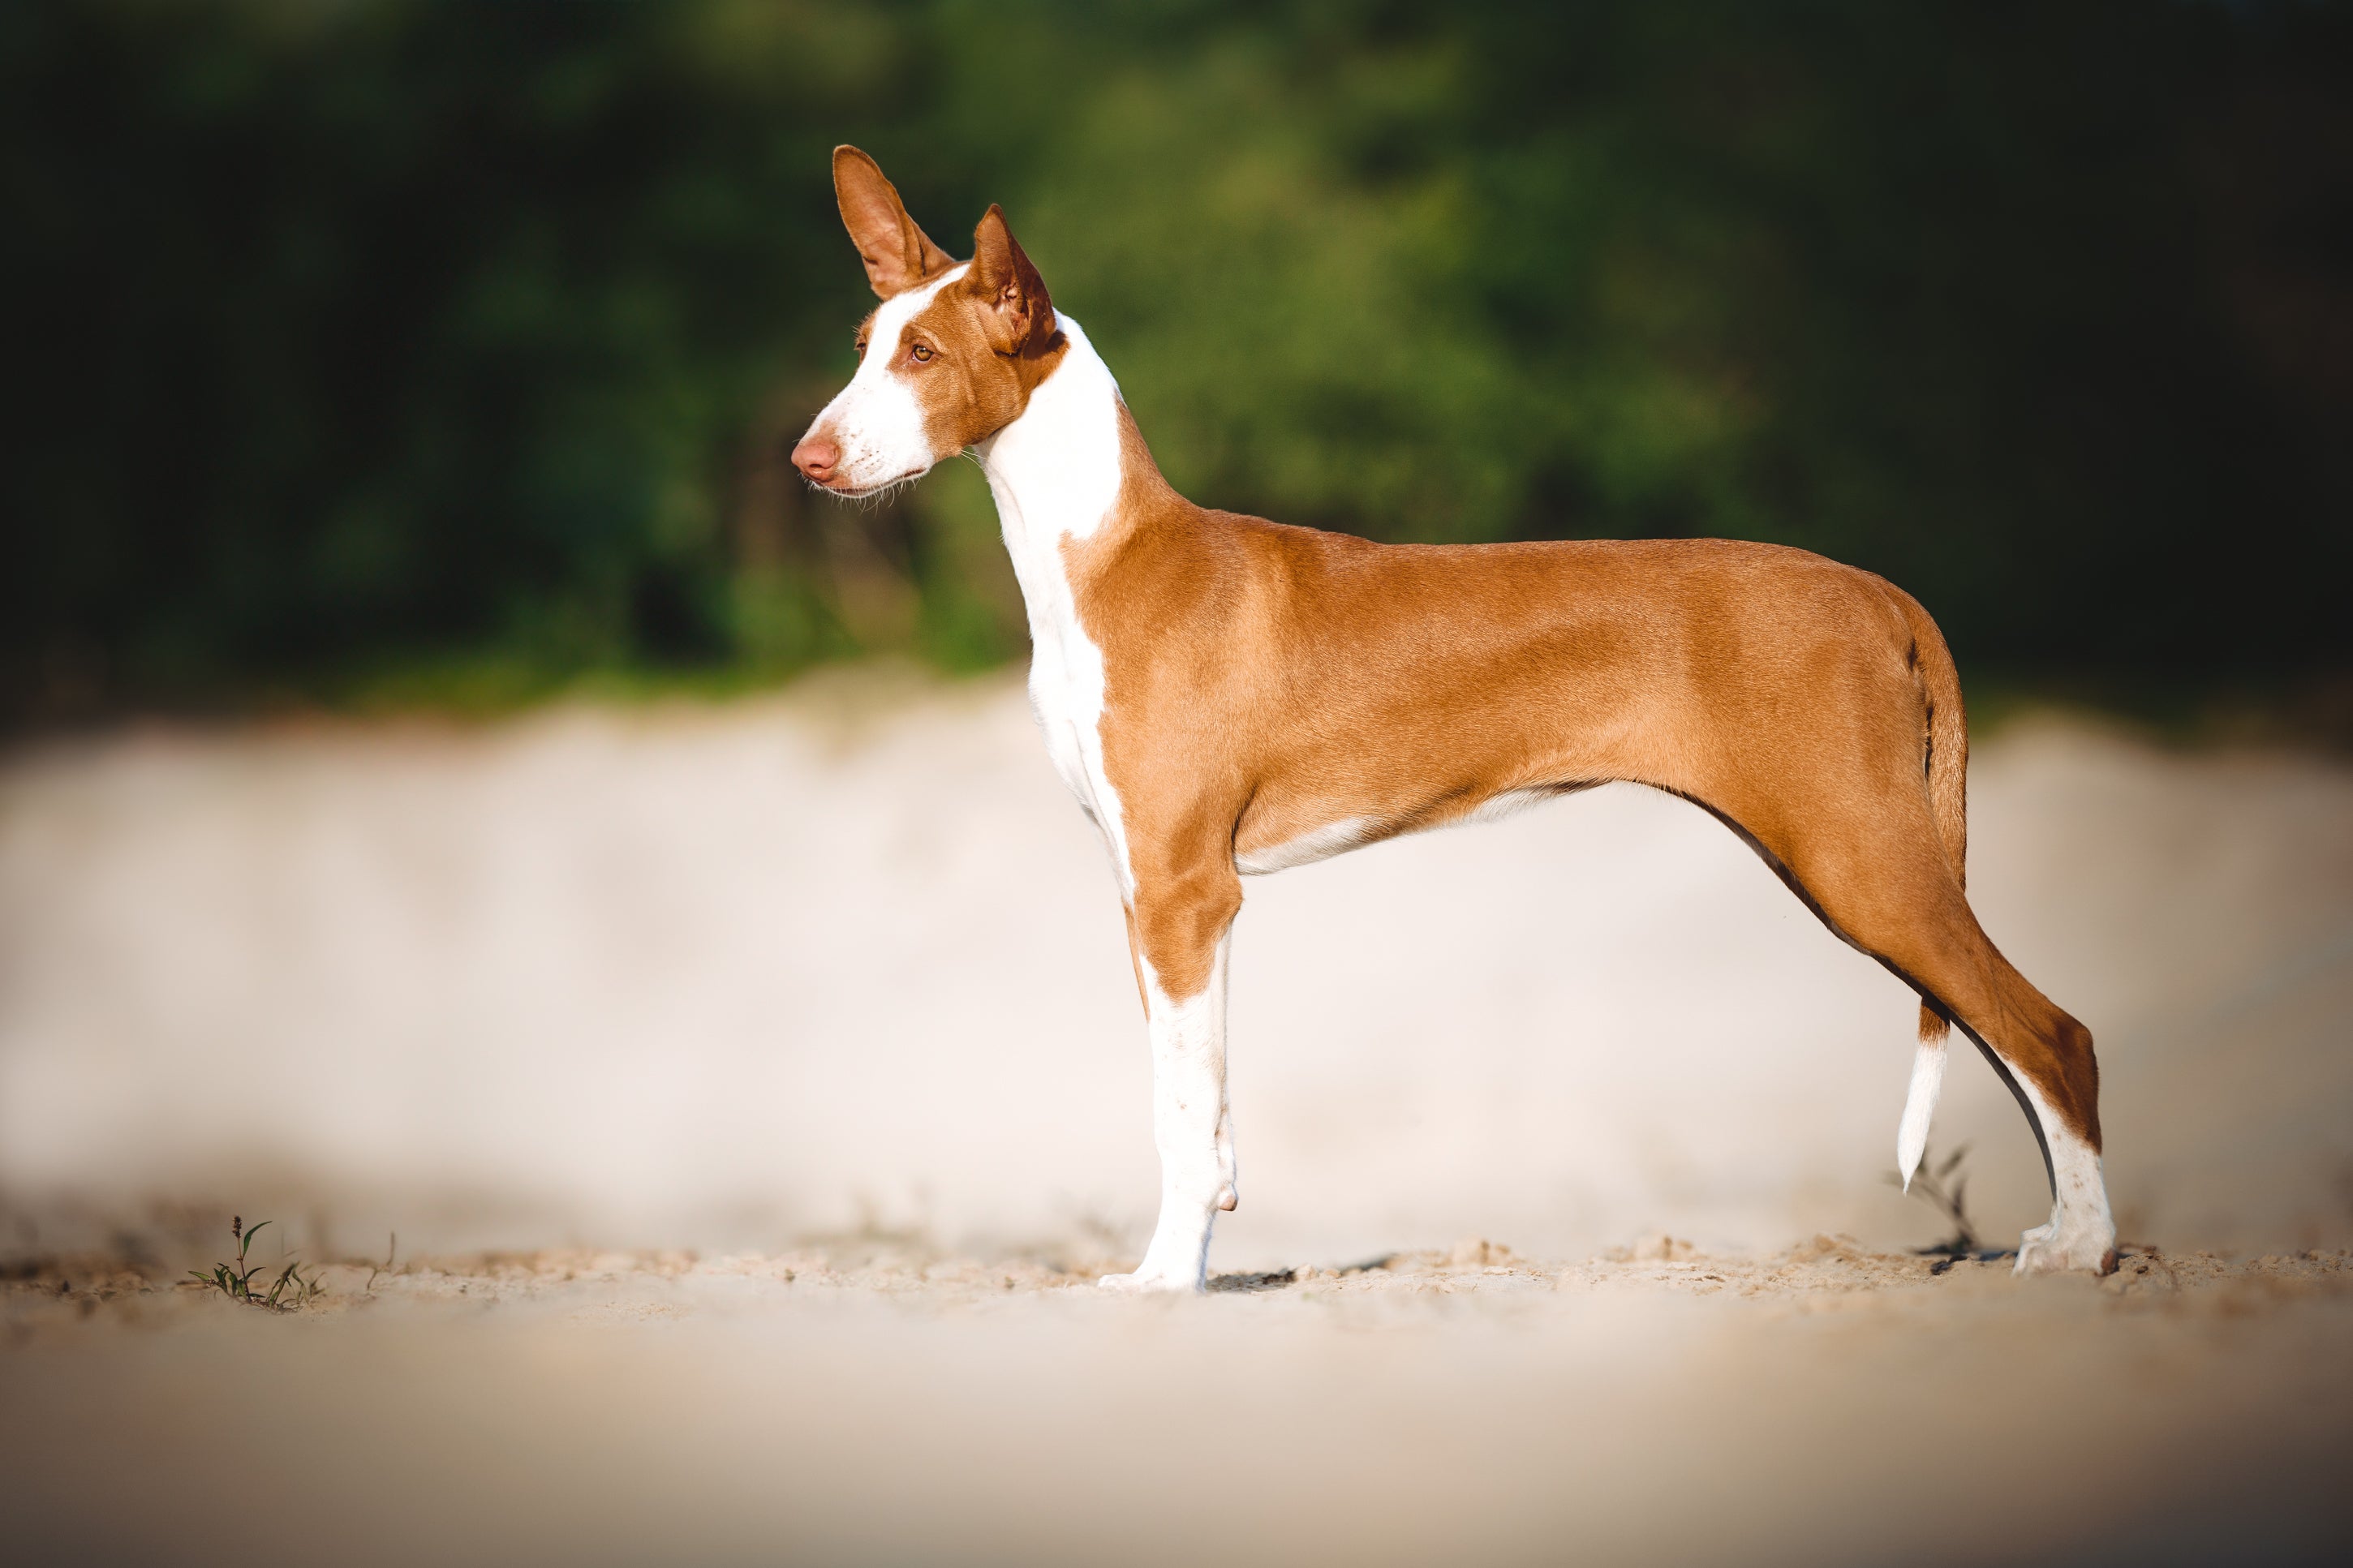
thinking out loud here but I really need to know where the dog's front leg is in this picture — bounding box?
[1100,877,1239,1295]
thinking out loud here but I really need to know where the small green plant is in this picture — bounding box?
[188,1216,325,1310]
[1887,1143,1998,1267]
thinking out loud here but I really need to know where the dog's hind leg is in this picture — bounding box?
[1099,853,1243,1294]
[1759,806,2117,1276]
[1887,908,2113,1274]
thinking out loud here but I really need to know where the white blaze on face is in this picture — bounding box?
[806,264,969,495]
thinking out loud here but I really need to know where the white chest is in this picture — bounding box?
[1022,576,1108,812]
[973,316,1135,899]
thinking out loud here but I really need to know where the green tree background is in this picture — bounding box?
[6,0,2348,722]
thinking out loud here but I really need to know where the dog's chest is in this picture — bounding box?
[982,482,1132,893]
[1018,556,1132,892]
[1026,625,1097,801]
[986,462,1108,805]
[973,316,1137,894]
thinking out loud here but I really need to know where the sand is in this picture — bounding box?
[3,668,2351,1562]
[3,1235,2349,1565]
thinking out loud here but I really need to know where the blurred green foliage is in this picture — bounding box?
[5,0,2349,722]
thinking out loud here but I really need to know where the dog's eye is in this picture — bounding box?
[910,342,934,363]
[854,337,867,361]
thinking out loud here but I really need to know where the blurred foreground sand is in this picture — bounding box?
[3,1238,2348,1565]
[3,668,2352,1562]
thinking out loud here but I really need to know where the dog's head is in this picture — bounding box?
[790,148,1064,496]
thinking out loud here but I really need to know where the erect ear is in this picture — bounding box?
[966,204,1056,356]
[833,145,957,299]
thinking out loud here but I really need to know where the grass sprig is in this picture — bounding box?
[1886,1144,2012,1270]
[188,1215,325,1311]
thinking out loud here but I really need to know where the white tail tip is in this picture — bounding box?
[1897,1035,1948,1192]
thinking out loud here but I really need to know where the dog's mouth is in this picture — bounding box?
[819,466,927,499]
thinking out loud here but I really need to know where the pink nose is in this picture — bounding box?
[791,433,839,483]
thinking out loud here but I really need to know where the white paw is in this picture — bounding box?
[1096,1269,1202,1295]
[2014,1224,2119,1277]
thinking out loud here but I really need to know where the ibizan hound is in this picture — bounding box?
[791,147,2119,1292]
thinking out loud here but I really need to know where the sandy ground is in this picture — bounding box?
[4,1235,2350,1565]
[4,668,2353,1562]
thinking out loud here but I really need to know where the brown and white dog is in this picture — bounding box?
[792,147,2119,1291]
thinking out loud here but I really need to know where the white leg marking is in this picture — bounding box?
[1896,1035,1946,1191]
[1099,933,1234,1295]
[2011,1073,2118,1274]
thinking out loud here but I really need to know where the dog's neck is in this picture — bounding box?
[970,315,1133,613]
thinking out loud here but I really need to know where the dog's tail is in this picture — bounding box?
[1897,1030,1947,1192]
[1892,586,1970,1190]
